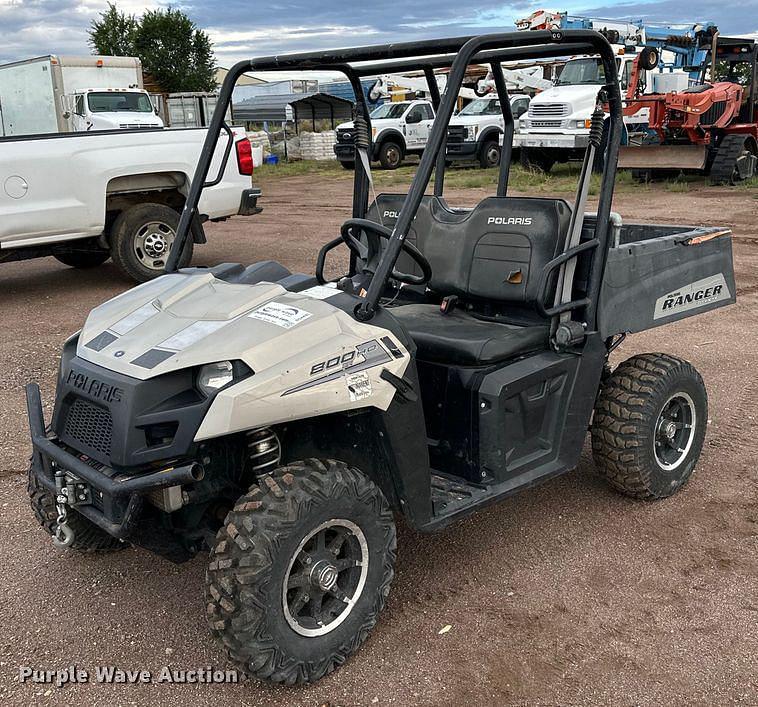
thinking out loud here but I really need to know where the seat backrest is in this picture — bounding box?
[366,194,571,305]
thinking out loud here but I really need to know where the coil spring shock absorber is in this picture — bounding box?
[246,427,281,476]
[353,111,370,151]
[589,104,606,148]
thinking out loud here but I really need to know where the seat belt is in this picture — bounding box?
[551,98,605,345]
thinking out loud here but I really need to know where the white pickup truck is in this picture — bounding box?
[446,94,531,167]
[0,127,261,281]
[333,99,436,169]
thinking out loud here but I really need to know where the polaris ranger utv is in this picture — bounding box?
[26,30,736,685]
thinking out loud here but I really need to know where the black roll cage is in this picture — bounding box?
[167,29,623,330]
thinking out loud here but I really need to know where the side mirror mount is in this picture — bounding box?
[62,111,71,120]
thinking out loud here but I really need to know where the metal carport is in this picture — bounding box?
[232,91,354,131]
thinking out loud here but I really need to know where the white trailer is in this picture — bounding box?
[0,55,163,137]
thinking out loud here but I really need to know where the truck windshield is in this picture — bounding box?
[87,92,154,113]
[458,98,502,115]
[556,58,606,86]
[370,103,409,119]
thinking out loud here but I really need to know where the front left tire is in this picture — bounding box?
[206,459,396,684]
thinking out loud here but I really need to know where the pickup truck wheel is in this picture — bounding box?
[110,203,192,282]
[479,139,501,169]
[206,459,396,684]
[53,247,110,269]
[591,353,708,500]
[378,141,403,170]
[339,161,355,170]
[27,463,126,553]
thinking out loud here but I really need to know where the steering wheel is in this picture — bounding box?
[339,218,432,286]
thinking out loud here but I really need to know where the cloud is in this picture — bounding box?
[1,0,756,69]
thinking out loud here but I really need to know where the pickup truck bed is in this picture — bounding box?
[0,127,261,281]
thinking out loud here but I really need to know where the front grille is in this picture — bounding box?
[529,103,570,117]
[531,119,563,129]
[119,123,155,129]
[447,126,466,141]
[700,101,727,126]
[63,398,113,458]
[336,129,354,143]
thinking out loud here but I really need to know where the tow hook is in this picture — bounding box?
[51,467,90,549]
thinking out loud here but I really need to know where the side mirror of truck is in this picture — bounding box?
[62,111,71,120]
[406,112,422,124]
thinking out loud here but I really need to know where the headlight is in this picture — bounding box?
[521,118,531,129]
[465,125,478,141]
[197,361,234,396]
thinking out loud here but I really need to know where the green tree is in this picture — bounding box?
[88,5,216,93]
[88,3,138,56]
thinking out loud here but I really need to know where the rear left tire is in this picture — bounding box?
[206,459,396,684]
[109,203,192,283]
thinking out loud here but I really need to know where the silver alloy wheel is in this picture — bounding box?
[654,391,696,471]
[133,220,176,270]
[282,519,369,637]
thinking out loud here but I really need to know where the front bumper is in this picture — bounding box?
[445,140,478,159]
[238,187,263,216]
[26,383,203,539]
[514,132,589,149]
[334,143,355,162]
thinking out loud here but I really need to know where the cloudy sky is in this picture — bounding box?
[1,0,757,69]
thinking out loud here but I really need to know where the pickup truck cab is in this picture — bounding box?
[0,127,261,282]
[333,99,435,169]
[446,94,530,167]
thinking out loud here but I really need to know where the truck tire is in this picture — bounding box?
[479,138,501,168]
[109,203,192,283]
[520,148,554,173]
[339,161,355,170]
[378,141,403,170]
[27,464,126,553]
[54,248,110,269]
[591,353,708,500]
[206,459,396,685]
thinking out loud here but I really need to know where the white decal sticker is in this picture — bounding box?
[346,371,372,402]
[249,302,312,329]
[300,285,340,301]
[159,320,228,351]
[653,273,730,320]
[111,301,159,335]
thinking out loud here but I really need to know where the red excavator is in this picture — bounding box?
[619,36,758,184]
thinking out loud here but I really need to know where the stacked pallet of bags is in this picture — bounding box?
[299,131,336,161]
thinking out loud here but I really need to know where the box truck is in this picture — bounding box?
[0,55,164,136]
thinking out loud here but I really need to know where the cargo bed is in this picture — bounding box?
[596,221,735,337]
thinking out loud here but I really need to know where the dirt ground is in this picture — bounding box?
[1,174,756,706]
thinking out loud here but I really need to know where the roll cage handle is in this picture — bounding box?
[535,238,600,318]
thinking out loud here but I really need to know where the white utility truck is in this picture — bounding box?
[446,94,531,167]
[0,127,261,281]
[516,51,649,172]
[0,55,163,136]
[333,99,435,169]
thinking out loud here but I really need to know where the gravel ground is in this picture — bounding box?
[0,174,756,706]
